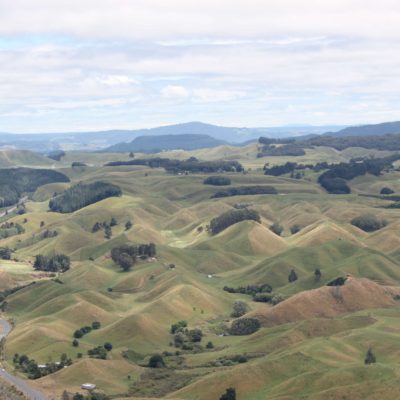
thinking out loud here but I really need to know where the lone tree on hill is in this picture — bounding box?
[365,347,376,365]
[125,220,133,230]
[148,354,165,368]
[314,268,322,282]
[220,388,236,400]
[288,269,298,283]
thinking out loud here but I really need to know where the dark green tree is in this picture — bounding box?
[365,347,376,365]
[148,354,165,368]
[288,269,298,283]
[220,388,236,400]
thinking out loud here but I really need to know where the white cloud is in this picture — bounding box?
[161,85,190,98]
[193,88,247,102]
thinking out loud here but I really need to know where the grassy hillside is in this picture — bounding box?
[1,144,400,399]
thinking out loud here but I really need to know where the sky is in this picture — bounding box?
[0,0,400,133]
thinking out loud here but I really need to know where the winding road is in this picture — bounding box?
[0,319,47,400]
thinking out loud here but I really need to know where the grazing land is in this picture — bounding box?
[1,138,400,399]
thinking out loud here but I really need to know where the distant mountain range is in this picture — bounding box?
[100,133,227,153]
[1,120,400,153]
[324,121,400,137]
[0,122,345,152]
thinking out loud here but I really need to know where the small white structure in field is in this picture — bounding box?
[207,274,213,278]
[81,383,96,390]
[38,364,47,369]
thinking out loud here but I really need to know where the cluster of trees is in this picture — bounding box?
[0,247,11,260]
[0,221,25,239]
[223,284,272,296]
[148,354,165,368]
[13,353,71,379]
[41,229,58,239]
[71,161,88,168]
[33,254,70,272]
[211,185,277,198]
[229,317,261,335]
[270,222,283,236]
[351,214,387,232]
[0,168,69,207]
[49,181,122,213]
[87,343,112,360]
[257,143,305,157]
[327,276,347,286]
[111,243,156,271]
[203,176,231,186]
[92,217,119,238]
[208,209,261,235]
[318,156,400,194]
[105,157,244,173]
[170,320,203,350]
[264,162,297,176]
[47,150,66,161]
[73,321,101,339]
[301,133,400,151]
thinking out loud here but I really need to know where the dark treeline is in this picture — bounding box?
[318,155,400,194]
[0,168,70,207]
[301,133,400,151]
[49,181,122,213]
[259,133,400,151]
[111,243,156,271]
[211,185,277,198]
[203,176,231,186]
[105,157,244,173]
[223,284,272,295]
[257,144,306,158]
[264,162,297,176]
[258,137,296,145]
[208,209,261,235]
[33,254,71,272]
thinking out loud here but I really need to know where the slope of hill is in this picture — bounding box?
[100,133,228,153]
[326,121,400,137]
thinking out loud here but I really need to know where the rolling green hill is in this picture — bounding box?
[1,143,400,399]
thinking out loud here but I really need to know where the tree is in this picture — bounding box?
[230,318,260,335]
[270,222,283,236]
[206,341,214,349]
[314,268,322,282]
[110,217,117,227]
[288,269,298,283]
[380,187,394,195]
[187,329,203,343]
[231,300,248,318]
[118,253,134,271]
[72,339,79,347]
[220,388,236,400]
[365,347,376,365]
[92,222,102,233]
[0,247,11,260]
[92,321,101,329]
[73,394,84,400]
[104,225,112,239]
[125,220,132,230]
[62,390,70,400]
[129,152,135,158]
[104,342,113,351]
[148,354,165,368]
[290,224,301,234]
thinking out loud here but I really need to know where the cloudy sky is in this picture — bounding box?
[0,0,400,132]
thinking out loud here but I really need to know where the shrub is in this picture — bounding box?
[72,339,79,347]
[327,276,347,286]
[148,354,165,368]
[88,346,107,359]
[230,318,261,335]
[351,214,387,232]
[206,341,214,349]
[203,176,231,186]
[231,301,248,318]
[92,321,101,330]
[380,187,394,195]
[170,320,188,334]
